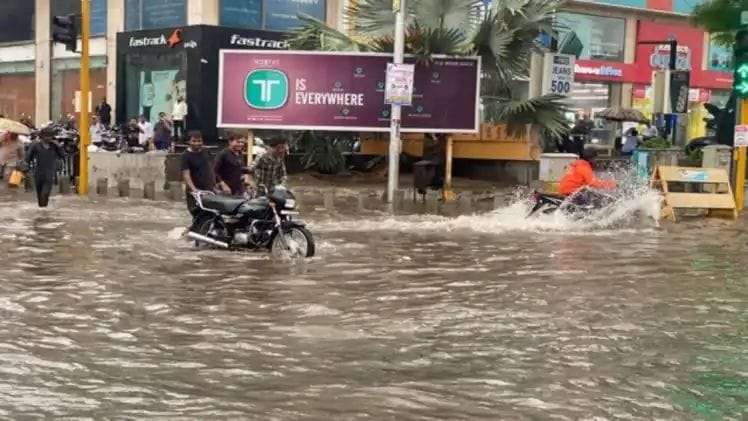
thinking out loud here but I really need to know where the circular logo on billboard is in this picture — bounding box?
[432,72,440,79]
[382,109,390,118]
[341,108,350,116]
[244,69,289,110]
[335,81,343,88]
[355,67,364,75]
[377,81,385,90]
[416,105,424,113]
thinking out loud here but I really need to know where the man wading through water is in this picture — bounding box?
[25,127,64,207]
[214,133,248,197]
[181,131,214,231]
[253,137,288,193]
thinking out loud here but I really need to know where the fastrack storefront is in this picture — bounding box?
[116,25,288,142]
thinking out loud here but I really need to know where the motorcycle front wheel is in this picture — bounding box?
[271,227,315,258]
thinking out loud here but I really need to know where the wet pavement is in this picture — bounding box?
[0,193,746,419]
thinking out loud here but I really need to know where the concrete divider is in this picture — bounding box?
[144,181,156,200]
[96,178,108,196]
[117,180,130,198]
[58,177,71,194]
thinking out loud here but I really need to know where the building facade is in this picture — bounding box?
[551,0,732,139]
[0,0,343,126]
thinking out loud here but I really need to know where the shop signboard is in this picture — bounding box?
[542,53,575,96]
[217,50,481,132]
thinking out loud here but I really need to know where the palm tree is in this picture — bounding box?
[287,0,571,141]
[691,0,738,145]
[692,0,742,45]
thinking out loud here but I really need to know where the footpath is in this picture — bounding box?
[3,171,523,215]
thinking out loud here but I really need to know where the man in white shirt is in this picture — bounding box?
[138,115,154,150]
[172,97,187,142]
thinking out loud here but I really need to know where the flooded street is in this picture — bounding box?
[0,194,746,419]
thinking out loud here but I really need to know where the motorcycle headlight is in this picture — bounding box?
[285,199,296,209]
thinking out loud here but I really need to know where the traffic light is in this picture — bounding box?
[52,14,78,52]
[733,29,748,97]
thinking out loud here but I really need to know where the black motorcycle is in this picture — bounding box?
[187,187,315,258]
[527,188,616,218]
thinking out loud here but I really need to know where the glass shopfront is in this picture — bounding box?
[221,0,326,31]
[52,0,108,36]
[556,12,626,62]
[126,0,187,31]
[0,62,35,120]
[51,57,107,121]
[0,1,35,43]
[121,50,187,124]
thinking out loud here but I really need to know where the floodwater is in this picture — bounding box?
[0,191,746,419]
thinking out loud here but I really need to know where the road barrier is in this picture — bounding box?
[651,166,737,221]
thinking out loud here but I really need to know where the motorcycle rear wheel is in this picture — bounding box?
[195,217,229,249]
[271,227,315,258]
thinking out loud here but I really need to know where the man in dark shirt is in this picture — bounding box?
[25,128,64,208]
[153,112,173,151]
[95,99,112,128]
[181,131,214,230]
[214,133,246,196]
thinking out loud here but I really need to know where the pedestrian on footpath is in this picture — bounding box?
[181,131,214,231]
[253,137,288,194]
[0,131,25,188]
[25,127,64,208]
[172,97,188,142]
[95,98,112,128]
[138,115,154,151]
[214,133,248,196]
[154,113,173,151]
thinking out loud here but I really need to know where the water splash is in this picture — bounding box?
[319,169,662,236]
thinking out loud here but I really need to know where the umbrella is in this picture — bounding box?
[0,118,31,135]
[595,107,648,123]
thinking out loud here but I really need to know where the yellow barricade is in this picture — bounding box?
[651,166,738,221]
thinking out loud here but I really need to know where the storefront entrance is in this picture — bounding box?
[116,25,287,142]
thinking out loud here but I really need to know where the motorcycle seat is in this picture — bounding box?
[201,195,247,214]
[538,191,567,200]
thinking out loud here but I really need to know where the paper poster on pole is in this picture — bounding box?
[542,53,575,96]
[385,63,415,106]
[74,90,93,113]
[735,125,748,146]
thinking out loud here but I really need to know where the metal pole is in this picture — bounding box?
[735,98,748,211]
[386,0,406,203]
[78,0,91,196]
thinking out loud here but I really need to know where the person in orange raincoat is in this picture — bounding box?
[559,150,617,206]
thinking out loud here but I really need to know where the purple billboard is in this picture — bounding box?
[217,50,481,133]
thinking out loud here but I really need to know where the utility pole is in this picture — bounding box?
[732,26,748,210]
[386,0,406,203]
[78,0,91,195]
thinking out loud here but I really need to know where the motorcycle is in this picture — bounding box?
[526,188,616,218]
[187,186,315,258]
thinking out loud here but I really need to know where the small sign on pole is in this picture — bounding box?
[384,62,415,106]
[735,124,748,146]
[542,53,575,96]
[74,90,92,113]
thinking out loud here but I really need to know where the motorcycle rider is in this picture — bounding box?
[558,149,616,206]
[253,137,288,194]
